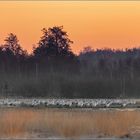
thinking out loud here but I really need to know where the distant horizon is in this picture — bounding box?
[0,1,140,54]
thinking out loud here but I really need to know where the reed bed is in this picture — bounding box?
[0,108,139,138]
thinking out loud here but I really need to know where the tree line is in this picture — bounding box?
[0,26,78,75]
[0,26,140,98]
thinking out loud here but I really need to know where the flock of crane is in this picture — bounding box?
[0,98,139,108]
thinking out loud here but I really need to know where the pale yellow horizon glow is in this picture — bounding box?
[0,1,140,54]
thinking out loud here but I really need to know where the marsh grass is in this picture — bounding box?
[0,108,139,138]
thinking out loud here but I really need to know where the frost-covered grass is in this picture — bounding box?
[0,108,139,138]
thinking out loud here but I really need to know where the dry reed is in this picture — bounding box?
[0,108,139,138]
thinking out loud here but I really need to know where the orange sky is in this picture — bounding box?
[0,1,140,54]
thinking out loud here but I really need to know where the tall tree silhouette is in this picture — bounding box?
[1,33,27,75]
[4,33,26,56]
[33,26,74,61]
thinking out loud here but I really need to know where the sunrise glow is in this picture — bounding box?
[0,1,140,53]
